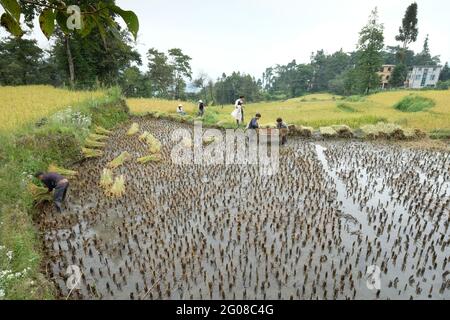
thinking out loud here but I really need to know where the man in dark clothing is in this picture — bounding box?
[198,100,205,117]
[35,172,69,213]
[248,113,261,129]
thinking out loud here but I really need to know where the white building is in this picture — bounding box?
[406,66,442,89]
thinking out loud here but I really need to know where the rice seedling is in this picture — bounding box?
[94,126,112,135]
[127,123,140,136]
[137,154,162,164]
[107,151,131,169]
[100,168,114,188]
[88,133,109,142]
[84,138,106,149]
[82,148,104,159]
[110,175,125,197]
[27,183,53,203]
[47,164,77,178]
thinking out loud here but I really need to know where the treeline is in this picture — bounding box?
[1,2,450,104]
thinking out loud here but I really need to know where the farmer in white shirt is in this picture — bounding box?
[231,96,245,127]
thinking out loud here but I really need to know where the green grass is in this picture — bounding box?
[337,103,358,113]
[394,95,436,113]
[0,87,128,300]
[344,95,366,102]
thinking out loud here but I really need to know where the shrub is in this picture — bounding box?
[394,95,435,113]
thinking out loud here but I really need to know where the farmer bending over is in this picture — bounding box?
[248,113,261,130]
[35,172,69,213]
[276,118,288,145]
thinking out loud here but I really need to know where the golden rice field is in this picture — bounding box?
[128,90,450,132]
[128,98,197,114]
[0,85,105,132]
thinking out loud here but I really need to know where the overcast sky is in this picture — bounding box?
[1,0,449,80]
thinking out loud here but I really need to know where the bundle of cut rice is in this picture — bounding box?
[28,183,53,203]
[95,126,112,135]
[110,175,125,198]
[137,154,162,164]
[100,168,114,188]
[84,138,106,149]
[107,151,131,169]
[82,148,103,158]
[298,126,313,138]
[48,164,77,178]
[127,123,140,136]
[145,134,162,154]
[139,131,150,142]
[332,125,353,138]
[88,133,109,141]
[320,127,338,138]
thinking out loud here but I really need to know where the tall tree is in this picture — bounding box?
[52,28,141,88]
[147,48,174,98]
[414,35,440,66]
[119,66,152,97]
[395,2,419,63]
[168,48,192,100]
[439,62,450,82]
[0,35,56,85]
[355,8,384,94]
[390,64,408,88]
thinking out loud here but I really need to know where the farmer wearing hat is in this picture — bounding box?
[177,104,186,116]
[34,172,69,213]
[232,96,245,126]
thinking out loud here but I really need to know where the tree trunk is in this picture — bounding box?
[65,36,75,88]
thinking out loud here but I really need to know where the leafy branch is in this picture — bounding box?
[0,0,139,40]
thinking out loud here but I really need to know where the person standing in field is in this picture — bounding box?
[35,172,69,213]
[198,100,205,117]
[231,96,245,127]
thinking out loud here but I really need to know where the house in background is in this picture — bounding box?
[378,65,395,89]
[406,66,442,89]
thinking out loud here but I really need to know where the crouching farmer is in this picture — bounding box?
[35,172,69,213]
[276,118,289,145]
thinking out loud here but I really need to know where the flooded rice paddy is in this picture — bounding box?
[39,118,449,300]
